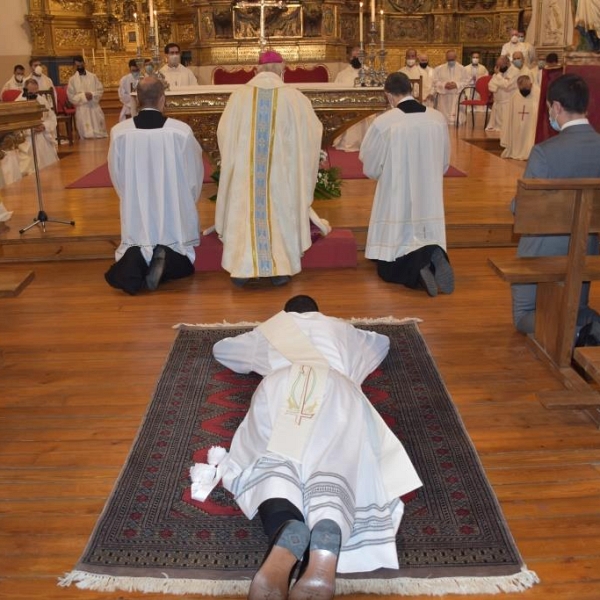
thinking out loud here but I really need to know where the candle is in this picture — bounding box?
[134,12,140,45]
[370,0,375,23]
[149,0,155,28]
[82,48,86,62]
[359,2,364,45]
[154,10,159,37]
[92,47,95,64]
[380,9,385,44]
[104,47,107,65]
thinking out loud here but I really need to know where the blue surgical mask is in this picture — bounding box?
[548,108,561,132]
[447,60,456,67]
[513,59,523,69]
[538,60,545,69]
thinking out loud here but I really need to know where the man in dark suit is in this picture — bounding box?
[105,76,204,295]
[360,72,454,297]
[512,73,600,334]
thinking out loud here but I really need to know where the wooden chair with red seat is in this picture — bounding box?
[212,67,257,84]
[1,89,22,102]
[455,74,493,128]
[54,85,75,145]
[282,64,329,83]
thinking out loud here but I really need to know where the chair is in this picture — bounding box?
[1,89,21,102]
[282,65,329,83]
[54,85,75,145]
[456,74,493,128]
[409,77,423,103]
[212,67,257,85]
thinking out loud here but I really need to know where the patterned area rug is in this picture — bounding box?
[60,321,538,596]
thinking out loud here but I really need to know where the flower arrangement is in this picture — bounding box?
[208,150,342,201]
[314,150,342,200]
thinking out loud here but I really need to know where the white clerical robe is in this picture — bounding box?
[158,64,198,88]
[215,71,330,278]
[1,75,23,94]
[360,104,450,261]
[15,94,59,175]
[108,116,204,264]
[399,64,433,104]
[576,0,600,33]
[432,63,470,124]
[117,73,139,121]
[332,65,373,152]
[486,65,520,132]
[501,88,540,160]
[0,150,21,186]
[67,71,107,139]
[210,311,423,574]
[500,41,526,62]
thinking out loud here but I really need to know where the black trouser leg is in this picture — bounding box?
[159,245,195,282]
[258,498,305,543]
[104,246,148,295]
[376,244,443,289]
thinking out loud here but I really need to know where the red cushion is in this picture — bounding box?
[194,229,357,271]
[212,67,257,84]
[283,65,329,83]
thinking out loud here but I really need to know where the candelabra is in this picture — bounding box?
[356,14,387,87]
[133,4,168,89]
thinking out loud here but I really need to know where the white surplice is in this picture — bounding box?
[332,65,373,152]
[215,71,330,278]
[15,93,59,175]
[211,311,423,574]
[108,115,204,264]
[117,73,139,121]
[67,70,107,139]
[360,102,450,261]
[500,88,540,160]
[486,65,520,132]
[1,75,23,94]
[432,62,470,124]
[158,64,198,88]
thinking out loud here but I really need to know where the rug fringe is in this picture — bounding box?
[58,566,538,596]
[173,316,421,329]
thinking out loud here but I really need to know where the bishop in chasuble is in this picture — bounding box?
[215,51,331,286]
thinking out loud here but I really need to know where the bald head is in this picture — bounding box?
[137,76,165,110]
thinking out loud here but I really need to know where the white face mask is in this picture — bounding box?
[167,55,180,67]
[33,65,43,76]
[406,58,416,67]
[471,57,479,65]
[518,36,525,42]
[511,35,518,43]
[15,74,23,82]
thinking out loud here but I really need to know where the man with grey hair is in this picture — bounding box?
[215,50,330,287]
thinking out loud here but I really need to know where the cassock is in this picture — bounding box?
[15,93,59,174]
[486,65,520,132]
[67,70,107,139]
[360,98,450,261]
[432,63,469,124]
[117,73,139,121]
[108,111,204,265]
[158,64,198,87]
[215,71,330,279]
[332,65,372,152]
[203,311,423,574]
[501,88,540,160]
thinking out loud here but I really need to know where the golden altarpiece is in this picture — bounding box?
[26,0,531,88]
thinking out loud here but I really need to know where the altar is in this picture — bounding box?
[159,83,387,164]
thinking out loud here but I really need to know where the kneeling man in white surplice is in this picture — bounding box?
[16,78,59,175]
[190,294,423,600]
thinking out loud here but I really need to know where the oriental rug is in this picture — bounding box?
[60,320,538,597]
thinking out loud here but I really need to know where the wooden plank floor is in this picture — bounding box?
[1,116,600,599]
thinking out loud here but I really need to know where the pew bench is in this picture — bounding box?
[488,178,600,427]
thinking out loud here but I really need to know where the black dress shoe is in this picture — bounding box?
[271,275,291,287]
[430,247,454,294]
[249,520,310,600]
[419,265,438,297]
[145,245,167,291]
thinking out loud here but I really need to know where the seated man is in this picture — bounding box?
[105,76,204,295]
[15,78,59,174]
[192,295,422,600]
[215,50,330,287]
[511,74,600,334]
[1,64,25,95]
[360,72,454,297]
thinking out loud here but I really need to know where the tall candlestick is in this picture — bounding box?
[370,0,375,23]
[359,2,364,45]
[149,0,155,28]
[134,12,140,46]
[92,47,95,65]
[82,48,86,62]
[104,47,107,65]
[380,9,385,44]
[154,10,159,43]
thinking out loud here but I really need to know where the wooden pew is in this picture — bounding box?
[488,178,600,426]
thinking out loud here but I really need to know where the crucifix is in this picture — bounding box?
[519,106,530,121]
[233,0,287,51]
